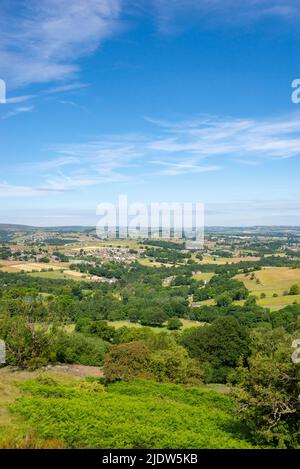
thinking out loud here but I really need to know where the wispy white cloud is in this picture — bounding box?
[0,182,69,197]
[151,159,221,175]
[151,0,300,33]
[0,0,122,88]
[233,159,260,167]
[44,82,90,94]
[3,112,300,195]
[36,156,81,170]
[146,113,300,161]
[5,95,37,104]
[1,105,34,119]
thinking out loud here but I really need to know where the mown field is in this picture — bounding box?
[236,267,300,310]
[0,261,68,273]
[108,318,205,331]
[0,261,103,282]
[192,272,214,282]
[0,371,255,449]
[28,270,101,282]
[69,239,141,250]
[195,254,260,265]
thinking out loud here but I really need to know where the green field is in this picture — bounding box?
[2,374,255,449]
[138,258,172,267]
[28,270,97,282]
[108,319,204,331]
[28,271,74,280]
[192,272,214,282]
[195,254,260,265]
[236,267,300,310]
[70,239,142,250]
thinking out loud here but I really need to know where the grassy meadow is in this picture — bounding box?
[0,371,255,449]
[236,267,300,310]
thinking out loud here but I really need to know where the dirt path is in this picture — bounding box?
[44,364,104,378]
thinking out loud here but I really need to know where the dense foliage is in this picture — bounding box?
[10,376,254,449]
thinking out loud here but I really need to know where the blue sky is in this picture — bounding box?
[0,0,300,226]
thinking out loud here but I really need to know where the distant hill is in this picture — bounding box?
[0,224,95,233]
[0,224,36,232]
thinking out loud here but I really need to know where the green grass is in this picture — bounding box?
[8,376,255,449]
[256,294,300,310]
[28,270,82,280]
[236,267,300,292]
[28,271,69,280]
[192,272,214,282]
[138,258,172,267]
[194,254,260,265]
[236,267,300,310]
[0,370,80,448]
[71,239,141,249]
[108,319,204,332]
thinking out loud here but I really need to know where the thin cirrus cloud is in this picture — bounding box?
[151,0,300,33]
[1,0,298,91]
[0,113,300,196]
[3,111,300,197]
[1,105,34,120]
[146,113,300,161]
[0,0,122,88]
[3,82,89,112]
[0,182,70,197]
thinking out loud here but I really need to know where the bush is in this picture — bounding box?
[166,318,183,330]
[114,326,154,344]
[289,284,300,295]
[150,345,202,384]
[54,331,109,366]
[103,341,151,382]
[0,315,55,369]
[180,317,250,383]
[231,329,300,448]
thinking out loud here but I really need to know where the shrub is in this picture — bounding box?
[289,284,300,295]
[150,345,202,384]
[54,331,109,366]
[166,318,183,330]
[231,329,300,448]
[103,341,151,382]
[0,315,55,369]
[180,317,250,383]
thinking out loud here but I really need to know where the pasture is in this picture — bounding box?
[193,272,214,282]
[108,318,204,331]
[0,261,69,273]
[195,254,260,265]
[236,267,300,310]
[236,267,300,294]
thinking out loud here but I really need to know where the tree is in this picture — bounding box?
[150,345,202,384]
[231,328,300,448]
[216,293,233,307]
[103,341,151,382]
[289,284,300,295]
[166,318,183,330]
[0,315,55,369]
[54,330,108,367]
[180,317,250,383]
[140,308,168,327]
[88,320,116,342]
